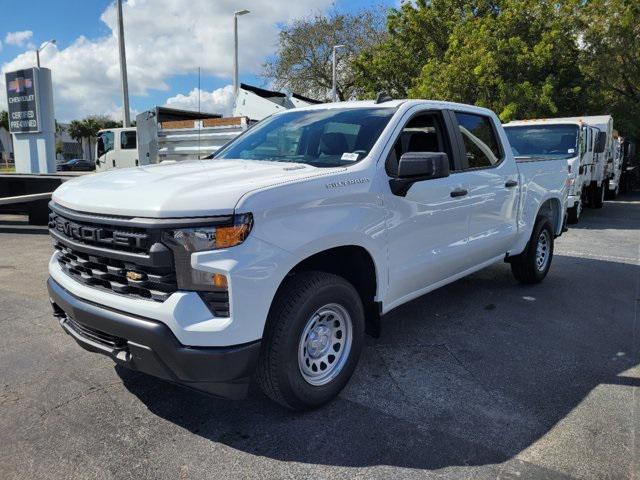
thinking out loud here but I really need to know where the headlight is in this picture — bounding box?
[164,213,253,253]
[163,213,253,291]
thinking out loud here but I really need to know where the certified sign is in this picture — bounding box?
[5,68,40,133]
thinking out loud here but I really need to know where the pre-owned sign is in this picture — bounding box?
[5,68,40,133]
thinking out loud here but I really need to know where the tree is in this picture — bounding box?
[579,0,640,138]
[355,0,586,123]
[0,110,8,131]
[262,9,386,101]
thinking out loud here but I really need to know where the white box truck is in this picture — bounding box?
[504,117,600,223]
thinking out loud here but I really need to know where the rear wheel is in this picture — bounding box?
[510,217,554,284]
[256,271,365,410]
[591,182,605,208]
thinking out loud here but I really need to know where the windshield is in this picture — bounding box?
[215,107,395,167]
[504,124,580,160]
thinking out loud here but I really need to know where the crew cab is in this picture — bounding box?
[47,100,568,410]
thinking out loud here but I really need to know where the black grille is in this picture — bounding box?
[55,243,177,302]
[49,211,151,253]
[49,205,231,316]
[66,317,126,349]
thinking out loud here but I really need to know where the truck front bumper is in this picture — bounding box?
[47,277,261,399]
[567,194,581,209]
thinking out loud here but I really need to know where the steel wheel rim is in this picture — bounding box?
[535,230,550,271]
[298,303,352,386]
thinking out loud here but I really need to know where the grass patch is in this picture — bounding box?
[0,166,15,173]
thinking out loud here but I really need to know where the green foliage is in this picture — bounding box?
[0,110,8,131]
[352,0,639,138]
[578,0,640,137]
[262,9,386,101]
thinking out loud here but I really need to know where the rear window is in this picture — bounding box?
[455,112,502,169]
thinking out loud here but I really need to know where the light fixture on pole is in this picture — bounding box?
[332,44,346,103]
[233,9,251,97]
[36,39,56,68]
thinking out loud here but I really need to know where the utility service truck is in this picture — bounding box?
[95,84,322,171]
[505,115,613,223]
[47,99,568,410]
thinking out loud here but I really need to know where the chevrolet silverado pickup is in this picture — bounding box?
[47,99,568,410]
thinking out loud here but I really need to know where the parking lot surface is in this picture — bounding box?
[1,193,638,480]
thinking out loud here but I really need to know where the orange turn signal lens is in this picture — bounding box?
[215,223,252,249]
[210,273,228,288]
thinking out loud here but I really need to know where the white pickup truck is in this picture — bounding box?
[47,99,568,410]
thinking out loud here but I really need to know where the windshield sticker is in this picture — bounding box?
[568,148,575,154]
[341,152,360,162]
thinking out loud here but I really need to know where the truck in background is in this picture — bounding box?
[95,84,322,171]
[504,115,615,223]
[619,138,638,193]
[504,118,595,223]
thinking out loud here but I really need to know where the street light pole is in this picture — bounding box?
[36,39,56,68]
[332,44,345,103]
[117,0,131,127]
[233,10,250,97]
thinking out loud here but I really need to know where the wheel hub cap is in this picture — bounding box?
[536,230,550,271]
[298,303,353,386]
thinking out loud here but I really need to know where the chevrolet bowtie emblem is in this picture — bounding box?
[126,271,144,281]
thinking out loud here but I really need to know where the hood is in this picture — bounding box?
[52,159,335,217]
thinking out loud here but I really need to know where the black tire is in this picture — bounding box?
[591,182,605,208]
[510,217,554,284]
[566,203,580,224]
[256,271,365,410]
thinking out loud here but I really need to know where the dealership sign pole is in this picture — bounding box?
[5,67,56,173]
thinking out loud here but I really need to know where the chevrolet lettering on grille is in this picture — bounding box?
[49,214,148,250]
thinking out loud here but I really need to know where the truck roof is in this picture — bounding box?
[285,99,498,117]
[505,115,613,128]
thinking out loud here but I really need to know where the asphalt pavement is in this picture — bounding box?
[0,193,638,479]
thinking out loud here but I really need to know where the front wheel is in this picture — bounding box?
[256,271,365,410]
[510,217,554,284]
[567,200,582,224]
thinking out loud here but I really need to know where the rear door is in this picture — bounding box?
[383,108,473,305]
[449,110,519,264]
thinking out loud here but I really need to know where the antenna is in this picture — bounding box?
[375,91,393,104]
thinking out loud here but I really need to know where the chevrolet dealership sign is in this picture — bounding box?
[5,68,41,133]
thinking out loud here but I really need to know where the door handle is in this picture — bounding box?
[505,179,518,188]
[450,188,468,198]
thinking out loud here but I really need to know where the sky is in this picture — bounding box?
[1,0,395,122]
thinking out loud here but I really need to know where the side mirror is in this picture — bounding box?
[595,131,607,153]
[389,151,450,196]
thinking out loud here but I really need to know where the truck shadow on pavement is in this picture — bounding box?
[117,251,640,470]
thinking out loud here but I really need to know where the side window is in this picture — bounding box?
[386,113,451,176]
[97,131,114,157]
[455,112,501,169]
[120,131,137,150]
